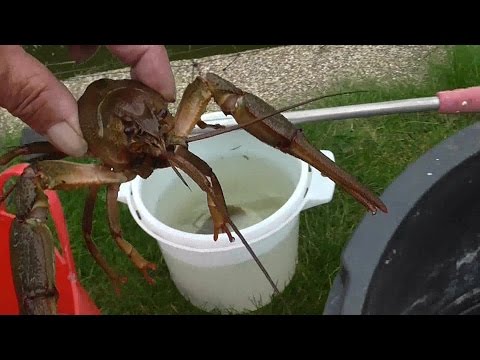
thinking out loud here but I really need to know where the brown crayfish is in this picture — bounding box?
[0,73,387,314]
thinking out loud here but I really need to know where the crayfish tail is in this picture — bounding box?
[10,167,58,315]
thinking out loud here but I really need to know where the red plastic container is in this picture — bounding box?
[0,163,101,315]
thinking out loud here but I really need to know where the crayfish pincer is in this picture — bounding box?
[1,72,386,315]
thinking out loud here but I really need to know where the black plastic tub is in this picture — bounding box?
[324,122,480,315]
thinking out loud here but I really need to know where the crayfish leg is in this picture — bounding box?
[167,146,233,241]
[171,77,213,140]
[83,185,127,294]
[106,184,157,285]
[31,161,135,293]
[206,194,234,242]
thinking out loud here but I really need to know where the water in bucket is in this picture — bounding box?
[155,155,295,234]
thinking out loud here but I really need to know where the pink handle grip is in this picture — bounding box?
[437,86,480,113]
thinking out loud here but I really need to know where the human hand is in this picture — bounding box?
[0,45,176,157]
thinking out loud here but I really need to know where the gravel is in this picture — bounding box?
[0,45,445,140]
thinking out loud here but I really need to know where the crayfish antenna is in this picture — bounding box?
[227,220,281,297]
[227,220,292,313]
[187,90,368,143]
[171,165,192,191]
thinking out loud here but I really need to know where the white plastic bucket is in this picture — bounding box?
[117,112,336,313]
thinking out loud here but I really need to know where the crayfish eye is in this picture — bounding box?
[124,127,136,136]
[156,108,168,120]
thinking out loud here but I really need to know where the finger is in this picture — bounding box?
[106,45,176,102]
[0,45,87,157]
[68,45,99,64]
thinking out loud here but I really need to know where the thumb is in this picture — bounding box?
[0,46,87,157]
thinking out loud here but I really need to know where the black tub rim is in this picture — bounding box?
[323,121,480,315]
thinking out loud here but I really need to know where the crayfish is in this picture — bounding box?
[0,73,387,315]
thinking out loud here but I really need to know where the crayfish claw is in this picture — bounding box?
[213,223,235,242]
[223,225,235,243]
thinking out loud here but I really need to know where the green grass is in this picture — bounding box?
[2,45,480,314]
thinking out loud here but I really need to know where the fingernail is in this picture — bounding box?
[46,122,88,157]
[166,91,176,103]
